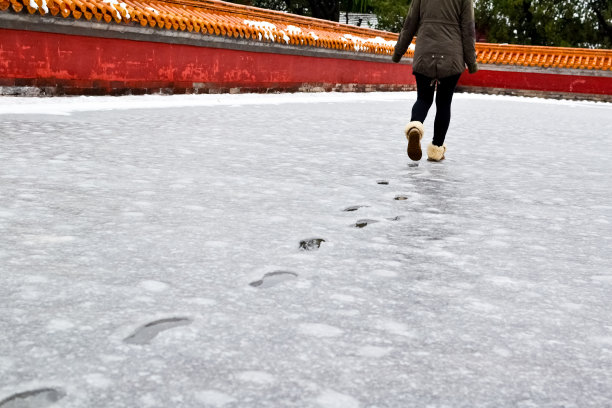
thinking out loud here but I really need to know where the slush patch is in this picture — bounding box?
[355,219,378,228]
[123,317,192,345]
[299,238,325,251]
[249,271,298,288]
[0,388,65,408]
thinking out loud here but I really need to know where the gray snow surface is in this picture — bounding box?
[0,92,611,408]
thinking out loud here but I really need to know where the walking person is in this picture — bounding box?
[392,0,479,161]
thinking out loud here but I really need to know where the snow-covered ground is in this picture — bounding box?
[0,92,611,407]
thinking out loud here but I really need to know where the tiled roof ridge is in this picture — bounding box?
[477,42,612,70]
[1,0,611,71]
[163,0,393,38]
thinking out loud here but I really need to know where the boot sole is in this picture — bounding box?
[406,128,422,161]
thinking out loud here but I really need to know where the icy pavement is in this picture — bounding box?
[0,92,611,408]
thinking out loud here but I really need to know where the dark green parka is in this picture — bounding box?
[393,0,478,79]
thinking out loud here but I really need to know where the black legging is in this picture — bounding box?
[411,73,461,147]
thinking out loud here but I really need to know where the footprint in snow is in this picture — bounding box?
[299,238,325,251]
[343,205,367,212]
[249,271,298,288]
[0,388,65,408]
[355,219,378,228]
[123,317,192,345]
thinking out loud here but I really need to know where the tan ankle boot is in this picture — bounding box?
[405,121,424,161]
[427,143,446,161]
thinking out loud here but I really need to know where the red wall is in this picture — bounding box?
[459,69,611,96]
[0,28,415,92]
[0,28,610,96]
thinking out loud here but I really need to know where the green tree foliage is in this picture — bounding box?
[474,0,611,48]
[309,0,340,20]
[230,0,308,15]
[340,0,370,14]
[369,0,411,32]
[231,0,338,21]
